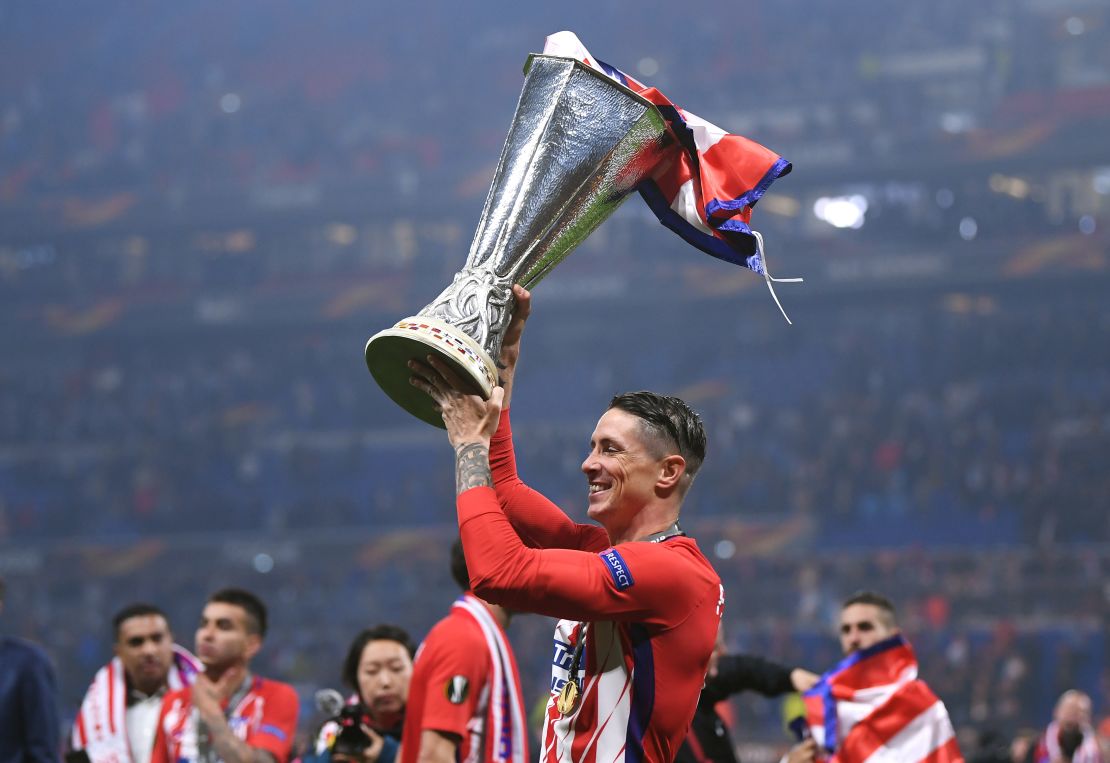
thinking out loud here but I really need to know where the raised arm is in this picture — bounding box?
[702,654,796,704]
[496,284,529,412]
[457,485,717,623]
[410,284,606,552]
[488,410,609,551]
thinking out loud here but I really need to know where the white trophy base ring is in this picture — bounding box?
[364,316,497,429]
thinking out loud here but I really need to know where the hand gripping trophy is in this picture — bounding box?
[365,32,797,426]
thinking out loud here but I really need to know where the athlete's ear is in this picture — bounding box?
[244,632,262,661]
[656,454,686,492]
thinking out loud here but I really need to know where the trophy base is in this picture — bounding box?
[364,317,498,429]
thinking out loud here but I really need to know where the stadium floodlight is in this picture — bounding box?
[813,195,868,229]
[1093,168,1110,195]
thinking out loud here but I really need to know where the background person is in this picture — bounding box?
[786,591,963,762]
[0,576,60,763]
[678,625,819,763]
[399,540,527,763]
[150,588,298,763]
[312,624,416,763]
[72,603,201,763]
[1025,690,1103,763]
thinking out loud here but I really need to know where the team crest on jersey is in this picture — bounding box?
[445,675,470,704]
[599,547,634,590]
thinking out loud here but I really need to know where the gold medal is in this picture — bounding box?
[558,622,588,716]
[556,680,579,715]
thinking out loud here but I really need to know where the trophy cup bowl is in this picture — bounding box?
[365,53,670,427]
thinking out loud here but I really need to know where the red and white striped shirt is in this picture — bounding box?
[150,676,298,763]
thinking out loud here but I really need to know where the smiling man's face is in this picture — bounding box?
[581,408,667,529]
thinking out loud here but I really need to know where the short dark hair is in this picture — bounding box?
[208,588,268,638]
[842,591,898,626]
[341,624,416,691]
[112,603,168,641]
[609,391,707,478]
[450,539,469,592]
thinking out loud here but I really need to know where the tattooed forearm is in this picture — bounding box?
[455,442,492,494]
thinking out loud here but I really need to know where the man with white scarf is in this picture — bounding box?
[1026,690,1103,763]
[72,603,201,763]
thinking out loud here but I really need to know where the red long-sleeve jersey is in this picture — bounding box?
[150,676,297,763]
[458,411,723,763]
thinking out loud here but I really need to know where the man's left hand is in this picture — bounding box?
[409,356,503,448]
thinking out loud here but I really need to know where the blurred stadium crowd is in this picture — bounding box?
[2,0,1109,760]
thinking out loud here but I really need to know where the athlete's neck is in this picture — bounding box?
[202,662,250,691]
[127,670,167,698]
[483,599,512,629]
[606,510,682,545]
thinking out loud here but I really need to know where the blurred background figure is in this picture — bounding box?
[677,624,818,763]
[151,588,298,763]
[312,624,416,761]
[399,540,527,763]
[1023,691,1103,763]
[0,576,60,763]
[71,603,200,763]
[784,592,962,762]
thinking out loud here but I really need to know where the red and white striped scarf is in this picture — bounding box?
[72,645,202,763]
[453,593,528,763]
[802,635,963,763]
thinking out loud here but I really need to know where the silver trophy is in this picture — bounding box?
[365,54,670,427]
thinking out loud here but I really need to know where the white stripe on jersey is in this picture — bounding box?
[544,620,638,763]
[544,620,578,763]
[581,622,631,763]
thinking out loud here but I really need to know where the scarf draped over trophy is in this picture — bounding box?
[542,31,802,320]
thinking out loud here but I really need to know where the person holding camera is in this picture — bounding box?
[310,625,416,763]
[399,540,527,763]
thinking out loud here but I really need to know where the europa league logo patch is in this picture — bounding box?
[445,676,470,704]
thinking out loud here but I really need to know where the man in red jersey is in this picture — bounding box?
[151,588,298,763]
[409,285,723,763]
[399,540,528,763]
